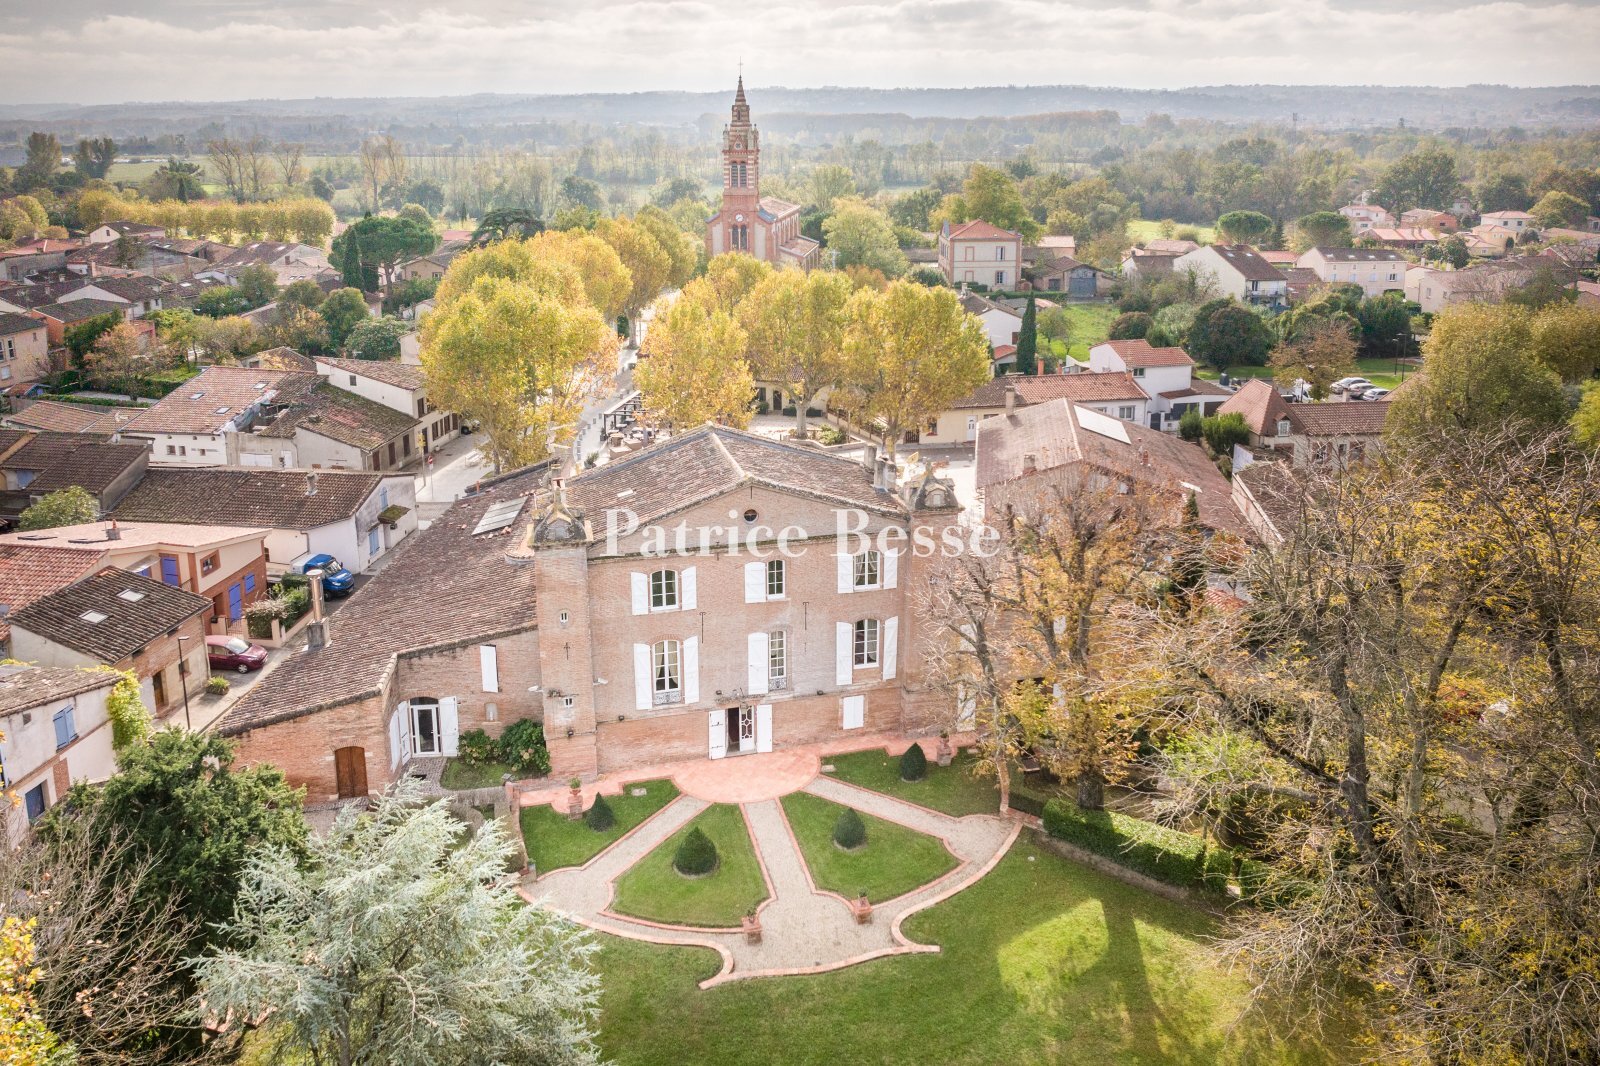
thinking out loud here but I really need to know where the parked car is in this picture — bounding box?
[286,552,355,597]
[1333,377,1373,395]
[1360,387,1391,401]
[206,635,268,673]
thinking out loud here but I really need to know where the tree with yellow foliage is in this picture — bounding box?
[594,216,670,341]
[739,268,851,438]
[836,281,990,456]
[0,917,63,1066]
[696,252,774,314]
[523,229,632,321]
[634,294,754,430]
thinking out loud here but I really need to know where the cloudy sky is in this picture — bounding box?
[2,0,1597,104]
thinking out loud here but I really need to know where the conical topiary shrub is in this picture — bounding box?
[833,807,867,850]
[899,742,928,782]
[584,793,615,832]
[673,826,719,876]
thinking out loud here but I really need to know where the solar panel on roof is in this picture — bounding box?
[472,496,527,535]
[1073,406,1131,444]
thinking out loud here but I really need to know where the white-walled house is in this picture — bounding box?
[113,467,418,575]
[314,357,461,454]
[1087,339,1231,431]
[1338,204,1395,234]
[0,665,119,845]
[940,220,1024,290]
[959,291,1024,348]
[1170,244,1288,306]
[1295,247,1407,297]
[925,372,1153,446]
[84,220,166,245]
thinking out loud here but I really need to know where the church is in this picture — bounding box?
[704,79,820,269]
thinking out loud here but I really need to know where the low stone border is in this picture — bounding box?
[1030,828,1228,914]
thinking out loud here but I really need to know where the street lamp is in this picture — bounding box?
[176,634,194,731]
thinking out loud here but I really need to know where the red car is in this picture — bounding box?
[206,635,268,673]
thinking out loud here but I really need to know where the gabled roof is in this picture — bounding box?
[122,366,312,436]
[1309,246,1408,262]
[8,567,209,664]
[1287,401,1393,437]
[113,468,386,531]
[30,298,126,324]
[1141,238,1201,255]
[0,311,43,336]
[0,664,121,717]
[0,433,148,494]
[219,465,550,734]
[247,346,317,372]
[73,274,166,302]
[0,521,267,553]
[1194,244,1285,283]
[954,371,1151,410]
[565,424,907,530]
[96,220,164,236]
[946,219,1021,241]
[0,545,103,643]
[314,356,425,391]
[2,401,136,436]
[757,196,801,221]
[959,292,1020,319]
[254,381,418,452]
[1094,339,1194,368]
[975,399,1246,537]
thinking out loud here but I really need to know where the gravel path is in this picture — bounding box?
[522,776,1020,987]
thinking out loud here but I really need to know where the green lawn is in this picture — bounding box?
[1195,358,1413,391]
[440,758,514,791]
[1043,301,1119,363]
[825,750,1002,817]
[1128,218,1218,244]
[595,837,1359,1066]
[780,791,959,903]
[521,779,679,874]
[610,804,768,927]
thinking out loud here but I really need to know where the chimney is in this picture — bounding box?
[105,520,120,541]
[876,456,894,491]
[1022,452,1037,474]
[1138,445,1150,466]
[304,568,330,650]
[861,442,879,477]
[1004,379,1017,415]
[304,471,318,496]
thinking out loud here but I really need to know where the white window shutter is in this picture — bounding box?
[633,643,652,711]
[708,709,727,759]
[836,551,853,594]
[835,621,853,686]
[755,703,773,753]
[883,548,899,590]
[883,615,899,680]
[747,632,770,695]
[841,694,865,730]
[398,700,412,764]
[388,704,403,769]
[439,697,459,756]
[743,561,766,603]
[683,635,700,704]
[479,644,499,693]
[630,572,648,615]
[681,566,697,611]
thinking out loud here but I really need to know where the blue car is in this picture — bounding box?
[290,553,355,597]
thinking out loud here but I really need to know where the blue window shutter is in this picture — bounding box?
[52,706,75,748]
[228,584,243,620]
[160,556,180,585]
[244,573,256,594]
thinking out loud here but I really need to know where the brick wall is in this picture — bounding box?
[132,611,210,721]
[230,694,387,804]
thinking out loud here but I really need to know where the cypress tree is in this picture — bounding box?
[1014,295,1038,376]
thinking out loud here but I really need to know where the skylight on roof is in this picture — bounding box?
[189,391,205,399]
[214,406,231,415]
[472,496,527,536]
[118,589,146,602]
[1074,406,1131,444]
[80,610,108,624]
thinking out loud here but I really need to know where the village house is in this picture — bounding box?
[396,240,468,282]
[113,466,416,576]
[0,312,52,393]
[0,430,149,524]
[237,379,421,473]
[958,291,1023,348]
[0,545,101,655]
[0,240,83,282]
[974,397,1248,538]
[1120,248,1183,279]
[1295,247,1408,297]
[1404,259,1545,314]
[1400,209,1459,232]
[926,371,1153,446]
[1171,244,1288,306]
[1215,379,1394,467]
[0,664,121,845]
[1024,255,1107,297]
[0,521,269,631]
[200,241,333,287]
[1230,459,1302,547]
[1086,339,1231,431]
[1361,228,1439,252]
[84,220,167,245]
[1480,210,1535,234]
[8,568,211,728]
[121,365,307,467]
[215,426,963,804]
[1338,204,1396,234]
[53,274,166,318]
[703,79,820,269]
[26,298,137,346]
[940,220,1024,290]
[314,356,461,455]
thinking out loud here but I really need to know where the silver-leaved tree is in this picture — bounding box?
[194,785,602,1066]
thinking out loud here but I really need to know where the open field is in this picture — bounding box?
[1128,218,1217,244]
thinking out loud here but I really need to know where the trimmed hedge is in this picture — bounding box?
[584,793,616,832]
[673,826,719,876]
[833,807,866,849]
[1043,798,1231,895]
[899,743,927,782]
[1005,789,1047,820]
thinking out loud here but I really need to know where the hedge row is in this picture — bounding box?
[1043,798,1232,895]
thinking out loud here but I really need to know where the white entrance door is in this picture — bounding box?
[708,708,727,760]
[411,700,441,756]
[736,706,756,754]
[966,417,977,442]
[755,703,773,753]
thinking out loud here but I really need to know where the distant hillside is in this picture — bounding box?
[3,83,1598,142]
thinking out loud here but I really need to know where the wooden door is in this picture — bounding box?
[334,747,368,799]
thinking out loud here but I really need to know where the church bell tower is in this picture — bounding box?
[719,77,760,253]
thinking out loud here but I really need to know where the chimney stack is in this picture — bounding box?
[876,455,894,492]
[105,520,120,541]
[862,442,879,477]
[305,471,318,496]
[304,569,329,650]
[1022,452,1038,474]
[1004,379,1017,415]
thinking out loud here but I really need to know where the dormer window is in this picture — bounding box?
[1276,417,1292,437]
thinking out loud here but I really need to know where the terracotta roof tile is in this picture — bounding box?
[254,381,418,452]
[1097,339,1194,368]
[8,567,209,663]
[1216,379,1291,437]
[315,356,425,391]
[0,663,120,717]
[113,467,385,530]
[2,401,136,436]
[123,366,313,436]
[953,372,1150,410]
[0,433,148,494]
[947,220,1021,241]
[0,545,103,643]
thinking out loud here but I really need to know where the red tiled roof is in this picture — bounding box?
[953,372,1150,409]
[0,545,102,643]
[1096,339,1194,368]
[948,219,1020,241]
[8,567,209,664]
[1215,379,1291,437]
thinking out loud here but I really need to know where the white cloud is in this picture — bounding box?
[1,0,1596,103]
